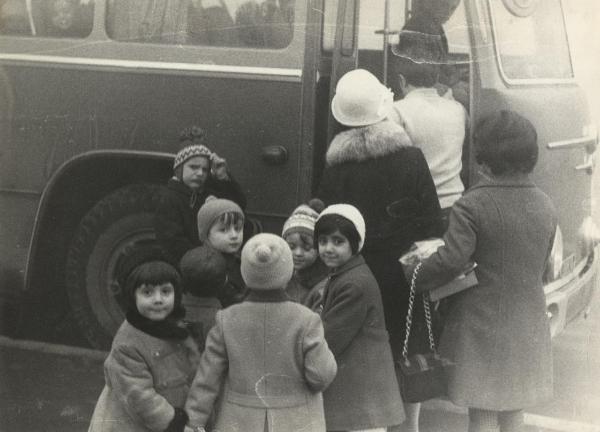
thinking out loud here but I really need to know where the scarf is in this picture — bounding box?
[126,307,189,340]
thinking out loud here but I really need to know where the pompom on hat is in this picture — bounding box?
[318,204,366,252]
[281,198,325,239]
[331,69,394,127]
[173,143,212,170]
[241,233,294,290]
[197,196,244,242]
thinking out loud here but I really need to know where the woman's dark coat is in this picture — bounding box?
[317,120,443,358]
[416,175,557,410]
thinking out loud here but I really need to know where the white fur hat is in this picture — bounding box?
[331,69,394,127]
[318,204,366,252]
[241,233,294,290]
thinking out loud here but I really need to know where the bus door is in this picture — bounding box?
[470,0,598,334]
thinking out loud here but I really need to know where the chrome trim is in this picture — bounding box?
[547,133,598,150]
[0,188,41,196]
[544,255,588,295]
[487,0,575,86]
[0,53,303,81]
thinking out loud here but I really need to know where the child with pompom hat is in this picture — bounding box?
[185,233,337,432]
[282,198,328,304]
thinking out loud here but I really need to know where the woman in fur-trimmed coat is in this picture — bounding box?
[318,118,443,363]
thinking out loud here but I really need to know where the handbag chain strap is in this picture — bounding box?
[401,261,437,362]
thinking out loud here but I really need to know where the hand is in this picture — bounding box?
[210,153,229,180]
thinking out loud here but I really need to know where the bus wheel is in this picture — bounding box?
[65,184,161,349]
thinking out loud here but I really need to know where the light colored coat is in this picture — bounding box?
[88,321,198,432]
[416,175,557,410]
[185,290,337,432]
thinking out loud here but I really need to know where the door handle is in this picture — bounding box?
[575,153,595,174]
[261,146,288,165]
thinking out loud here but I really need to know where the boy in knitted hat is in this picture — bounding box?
[154,126,247,266]
[282,199,328,304]
[179,245,226,352]
[185,233,337,432]
[196,196,247,307]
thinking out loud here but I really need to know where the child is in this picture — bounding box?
[313,204,404,432]
[179,245,226,352]
[185,233,337,432]
[281,199,328,304]
[154,127,246,266]
[89,253,197,432]
[196,196,246,307]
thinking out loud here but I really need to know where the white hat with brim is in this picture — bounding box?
[331,69,394,127]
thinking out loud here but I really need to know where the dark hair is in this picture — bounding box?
[314,214,360,255]
[179,246,227,298]
[390,14,445,89]
[474,110,538,175]
[124,260,182,310]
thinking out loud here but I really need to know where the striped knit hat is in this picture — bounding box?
[173,143,212,169]
[281,199,324,239]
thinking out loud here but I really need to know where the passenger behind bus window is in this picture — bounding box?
[106,0,187,43]
[188,0,238,46]
[234,0,293,48]
[154,126,247,267]
[388,18,467,226]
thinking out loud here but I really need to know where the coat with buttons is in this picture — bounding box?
[88,321,199,432]
[185,290,337,432]
[415,175,557,410]
[317,254,405,431]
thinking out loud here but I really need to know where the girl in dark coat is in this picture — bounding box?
[317,69,443,431]
[413,110,557,432]
[154,127,246,266]
[313,204,404,432]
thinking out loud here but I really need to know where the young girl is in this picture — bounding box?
[281,199,328,304]
[185,233,337,432]
[89,255,197,432]
[313,204,404,432]
[196,196,247,307]
[154,127,246,266]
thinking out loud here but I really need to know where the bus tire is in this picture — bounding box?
[65,184,161,349]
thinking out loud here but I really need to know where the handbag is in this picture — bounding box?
[395,262,454,403]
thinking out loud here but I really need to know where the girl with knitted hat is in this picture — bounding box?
[185,233,337,432]
[282,198,328,304]
[89,250,198,432]
[312,204,404,432]
[318,69,444,432]
[196,196,247,308]
[154,126,247,266]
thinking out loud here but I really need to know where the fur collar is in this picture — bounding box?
[326,120,412,166]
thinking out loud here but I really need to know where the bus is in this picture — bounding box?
[0,0,598,349]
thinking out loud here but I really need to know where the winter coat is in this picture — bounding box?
[183,295,222,353]
[185,290,337,432]
[317,255,404,430]
[88,321,198,432]
[415,174,557,410]
[317,119,444,359]
[285,260,329,304]
[154,176,246,266]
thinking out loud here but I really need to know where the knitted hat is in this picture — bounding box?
[179,245,227,297]
[173,143,212,169]
[331,69,394,127]
[281,199,325,239]
[241,233,294,290]
[318,204,366,252]
[197,196,244,242]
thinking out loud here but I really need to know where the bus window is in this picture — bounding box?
[0,0,94,37]
[106,0,295,48]
[490,0,573,81]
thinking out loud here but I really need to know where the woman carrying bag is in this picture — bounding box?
[411,110,557,432]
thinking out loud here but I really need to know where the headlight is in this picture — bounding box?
[578,216,600,256]
[544,225,563,283]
